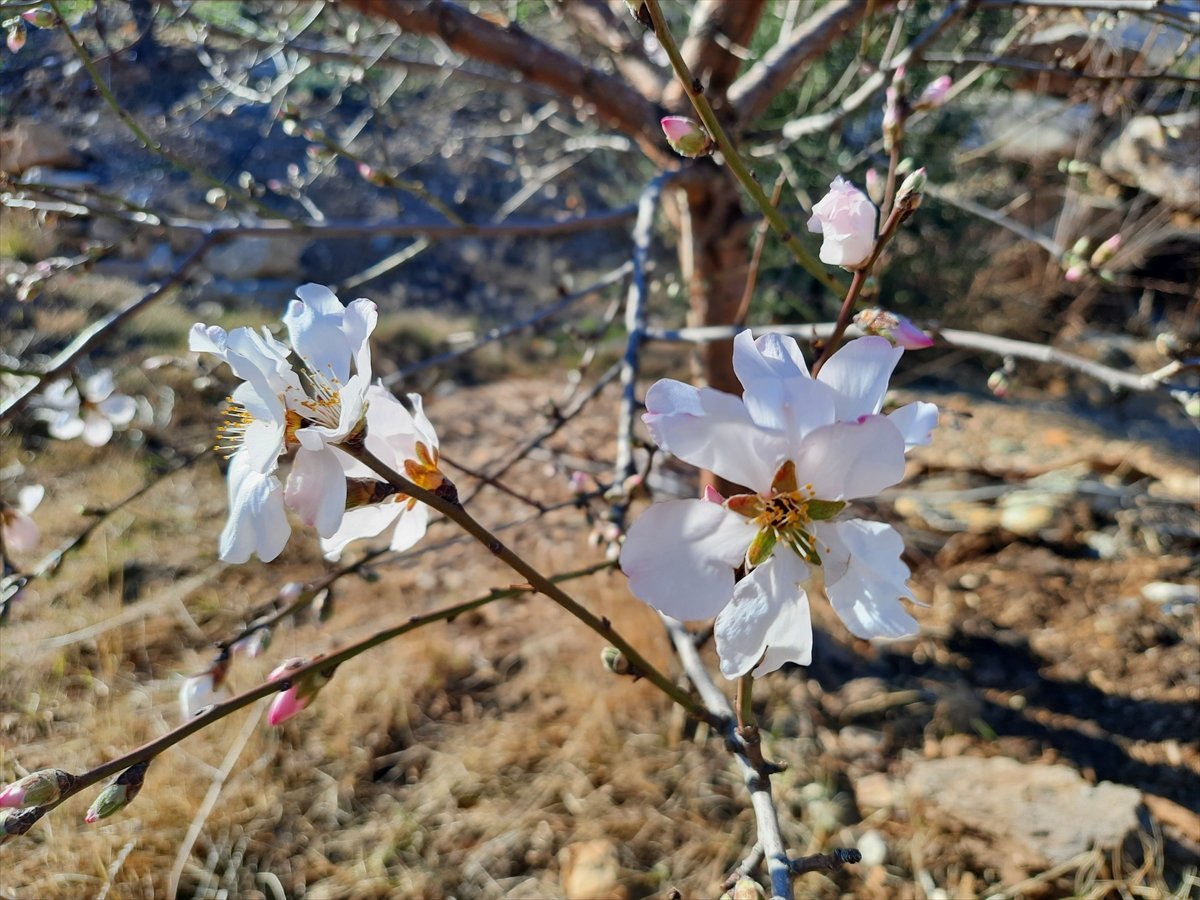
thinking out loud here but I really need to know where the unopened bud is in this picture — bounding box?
[987,369,1011,398]
[895,167,926,211]
[660,116,712,158]
[84,761,147,824]
[1071,236,1091,257]
[865,168,884,206]
[915,75,952,110]
[21,8,56,28]
[266,657,331,726]
[0,807,42,845]
[854,309,934,350]
[1089,234,1121,267]
[1063,264,1085,282]
[601,647,632,676]
[6,22,27,54]
[0,769,73,809]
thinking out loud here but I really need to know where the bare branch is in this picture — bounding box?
[663,0,768,110]
[341,0,668,162]
[727,0,880,125]
[979,0,1200,28]
[554,0,667,99]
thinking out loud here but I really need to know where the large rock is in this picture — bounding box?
[0,120,79,174]
[1101,111,1200,211]
[906,757,1142,873]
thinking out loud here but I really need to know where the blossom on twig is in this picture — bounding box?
[266,657,330,725]
[807,177,877,269]
[38,371,136,447]
[620,333,937,679]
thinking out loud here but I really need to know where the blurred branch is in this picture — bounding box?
[553,0,667,99]
[341,0,668,162]
[727,0,882,124]
[662,0,768,110]
[978,0,1200,28]
[923,50,1200,84]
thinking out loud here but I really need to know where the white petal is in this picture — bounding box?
[888,401,939,451]
[320,499,403,560]
[285,287,353,386]
[643,380,786,493]
[714,548,813,678]
[48,411,85,441]
[734,330,838,445]
[220,468,290,563]
[188,323,228,355]
[97,393,136,427]
[388,500,428,552]
[284,447,347,537]
[81,410,115,447]
[820,519,919,640]
[792,416,905,500]
[83,370,115,402]
[620,499,758,620]
[817,337,903,420]
[17,484,44,515]
[343,298,378,382]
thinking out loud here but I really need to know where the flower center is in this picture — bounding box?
[214,398,301,458]
[727,462,845,569]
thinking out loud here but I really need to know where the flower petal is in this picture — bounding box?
[320,500,403,560]
[819,519,920,640]
[887,401,939,450]
[3,511,39,553]
[793,416,906,500]
[388,500,428,553]
[714,548,813,678]
[343,298,378,383]
[733,331,837,444]
[81,410,115,447]
[83,370,115,402]
[285,285,354,386]
[643,380,786,493]
[817,337,903,420]
[97,393,136,427]
[17,485,44,515]
[47,410,85,441]
[285,447,347,538]
[219,465,290,563]
[620,499,758,620]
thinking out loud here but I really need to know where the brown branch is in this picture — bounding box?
[978,0,1199,28]
[663,0,768,111]
[727,0,882,125]
[553,0,667,100]
[341,0,668,163]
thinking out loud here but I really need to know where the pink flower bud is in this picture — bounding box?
[895,167,926,212]
[6,22,26,54]
[266,657,329,726]
[854,309,934,350]
[987,369,1010,398]
[865,168,884,206]
[0,769,72,809]
[1064,264,1085,282]
[916,75,952,110]
[84,761,146,824]
[1089,234,1121,267]
[22,8,56,28]
[660,116,711,158]
[806,177,878,269]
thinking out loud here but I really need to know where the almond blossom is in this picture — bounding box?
[39,371,136,447]
[189,284,377,563]
[320,384,442,561]
[620,332,937,679]
[806,177,877,269]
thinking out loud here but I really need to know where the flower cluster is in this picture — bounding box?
[190,284,440,563]
[37,371,136,447]
[1,484,43,555]
[620,332,937,679]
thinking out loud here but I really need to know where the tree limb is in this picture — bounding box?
[341,0,668,162]
[663,0,768,111]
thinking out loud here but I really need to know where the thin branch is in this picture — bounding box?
[923,50,1200,84]
[340,0,668,163]
[978,0,1200,28]
[727,0,881,124]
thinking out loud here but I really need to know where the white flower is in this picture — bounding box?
[620,332,937,679]
[320,384,440,560]
[190,284,378,562]
[806,176,878,269]
[179,672,221,719]
[39,371,136,446]
[1,485,44,554]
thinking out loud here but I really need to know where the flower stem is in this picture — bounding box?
[641,0,844,297]
[344,444,718,727]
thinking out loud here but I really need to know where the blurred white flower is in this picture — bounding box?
[620,333,937,679]
[1,485,44,554]
[807,177,877,269]
[39,371,136,446]
[321,385,441,560]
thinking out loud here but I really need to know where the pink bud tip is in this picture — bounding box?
[917,75,952,109]
[660,116,710,158]
[267,688,308,726]
[0,786,25,808]
[891,318,935,350]
[1064,265,1085,282]
[701,484,725,504]
[84,810,99,824]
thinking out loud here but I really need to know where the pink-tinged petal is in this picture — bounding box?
[887,401,939,450]
[48,411,85,441]
[714,548,813,678]
[17,485,44,515]
[3,511,39,553]
[620,499,758,621]
[793,416,906,500]
[267,686,309,725]
[819,519,920,640]
[809,177,877,267]
[319,500,404,560]
[284,447,347,538]
[817,337,903,420]
[701,484,725,504]
[97,393,136,427]
[219,466,290,563]
[81,410,115,447]
[733,331,838,443]
[644,380,786,493]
